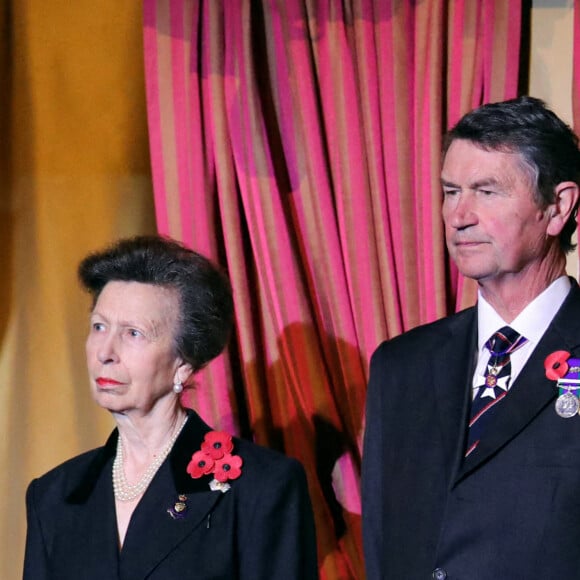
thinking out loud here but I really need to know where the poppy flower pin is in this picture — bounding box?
[544,350,571,381]
[186,431,243,493]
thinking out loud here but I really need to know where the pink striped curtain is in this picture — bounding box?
[447,0,523,308]
[143,1,521,577]
[574,0,580,131]
[570,0,580,274]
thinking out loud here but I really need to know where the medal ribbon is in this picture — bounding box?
[558,358,580,395]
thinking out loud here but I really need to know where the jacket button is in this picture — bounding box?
[432,568,447,580]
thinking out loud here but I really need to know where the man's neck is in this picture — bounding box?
[478,259,567,323]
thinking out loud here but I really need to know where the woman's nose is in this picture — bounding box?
[97,335,119,364]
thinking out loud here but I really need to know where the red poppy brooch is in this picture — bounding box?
[544,350,580,418]
[186,431,243,493]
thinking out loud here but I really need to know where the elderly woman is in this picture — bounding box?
[23,235,318,580]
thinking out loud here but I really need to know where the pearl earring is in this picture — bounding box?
[173,381,183,394]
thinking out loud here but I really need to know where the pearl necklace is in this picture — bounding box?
[112,415,188,502]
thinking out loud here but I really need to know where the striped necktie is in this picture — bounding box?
[465,326,528,457]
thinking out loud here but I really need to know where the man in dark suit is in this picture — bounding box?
[362,96,580,579]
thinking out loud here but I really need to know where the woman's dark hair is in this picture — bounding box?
[443,96,580,253]
[78,235,234,372]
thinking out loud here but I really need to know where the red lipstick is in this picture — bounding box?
[96,377,123,387]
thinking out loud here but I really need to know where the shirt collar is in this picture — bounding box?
[477,275,571,351]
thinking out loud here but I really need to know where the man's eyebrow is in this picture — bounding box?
[440,177,501,189]
[440,178,458,188]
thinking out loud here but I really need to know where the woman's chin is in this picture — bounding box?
[92,389,131,412]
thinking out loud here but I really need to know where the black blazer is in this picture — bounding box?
[363,282,580,579]
[24,410,318,579]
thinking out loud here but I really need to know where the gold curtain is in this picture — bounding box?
[0,3,155,578]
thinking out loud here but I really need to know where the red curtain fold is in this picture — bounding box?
[143,1,521,577]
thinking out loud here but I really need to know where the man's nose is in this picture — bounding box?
[444,192,478,229]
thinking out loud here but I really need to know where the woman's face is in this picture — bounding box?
[85,281,188,416]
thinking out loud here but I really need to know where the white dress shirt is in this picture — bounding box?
[472,276,572,399]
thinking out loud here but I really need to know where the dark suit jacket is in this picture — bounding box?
[362,282,580,579]
[24,410,318,579]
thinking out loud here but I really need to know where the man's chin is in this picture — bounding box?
[454,262,493,281]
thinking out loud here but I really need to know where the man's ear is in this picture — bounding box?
[546,181,580,236]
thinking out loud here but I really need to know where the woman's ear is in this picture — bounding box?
[174,360,194,387]
[546,181,580,237]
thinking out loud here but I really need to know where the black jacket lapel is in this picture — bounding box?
[119,410,226,579]
[67,409,230,580]
[118,463,223,579]
[64,440,120,578]
[430,307,478,484]
[458,282,580,480]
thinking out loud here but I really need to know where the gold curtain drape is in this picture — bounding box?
[0,3,154,578]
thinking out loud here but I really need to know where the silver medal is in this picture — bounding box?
[555,391,580,418]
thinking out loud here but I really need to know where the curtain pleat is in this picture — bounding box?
[143,1,521,577]
[447,0,522,309]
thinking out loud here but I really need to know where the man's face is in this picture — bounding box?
[441,139,552,288]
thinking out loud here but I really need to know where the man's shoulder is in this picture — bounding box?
[372,306,476,360]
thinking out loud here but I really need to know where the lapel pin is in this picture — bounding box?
[167,494,189,520]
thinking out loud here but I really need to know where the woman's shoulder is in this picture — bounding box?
[183,411,307,486]
[32,447,101,482]
[234,436,305,475]
[226,436,309,503]
[27,444,109,503]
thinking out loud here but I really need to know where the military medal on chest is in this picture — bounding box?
[544,350,580,418]
[555,390,580,418]
[486,365,500,386]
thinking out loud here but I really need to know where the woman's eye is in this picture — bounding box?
[92,322,105,332]
[128,329,143,338]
